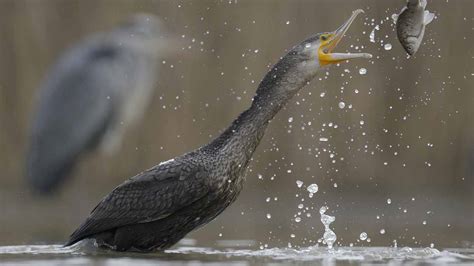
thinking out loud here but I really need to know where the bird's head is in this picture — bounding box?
[118,13,164,41]
[316,9,372,66]
[275,9,371,82]
[114,13,180,57]
[257,9,371,98]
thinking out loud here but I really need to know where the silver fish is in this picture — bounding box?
[396,0,434,55]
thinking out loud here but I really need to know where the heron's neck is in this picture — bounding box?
[204,62,310,167]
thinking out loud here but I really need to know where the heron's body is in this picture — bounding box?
[66,10,371,252]
[26,15,164,194]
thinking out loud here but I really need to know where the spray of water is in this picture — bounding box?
[319,206,337,249]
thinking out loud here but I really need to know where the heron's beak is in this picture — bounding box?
[319,9,372,66]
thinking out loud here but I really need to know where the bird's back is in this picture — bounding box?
[65,148,248,251]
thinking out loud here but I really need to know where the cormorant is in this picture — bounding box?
[26,14,172,194]
[66,9,371,251]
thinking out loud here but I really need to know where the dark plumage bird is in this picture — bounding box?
[66,10,371,252]
[26,14,172,195]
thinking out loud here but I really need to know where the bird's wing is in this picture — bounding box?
[27,42,128,193]
[66,159,210,246]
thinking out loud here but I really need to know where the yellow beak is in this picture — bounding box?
[319,9,372,66]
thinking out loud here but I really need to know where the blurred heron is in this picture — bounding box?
[26,14,172,195]
[65,10,371,252]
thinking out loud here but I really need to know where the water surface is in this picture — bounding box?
[1,242,473,265]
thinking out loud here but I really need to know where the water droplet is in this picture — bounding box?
[319,206,327,214]
[359,68,367,75]
[288,117,293,123]
[387,198,392,204]
[286,21,290,25]
[307,184,318,194]
[359,232,368,241]
[360,120,365,125]
[391,13,399,24]
[298,204,304,209]
[369,31,375,43]
[305,43,312,48]
[320,92,326,97]
[384,43,392,50]
[338,102,346,109]
[319,206,337,249]
[296,180,303,188]
[319,137,329,142]
[266,213,272,219]
[295,217,301,223]
[369,26,378,43]
[422,220,427,225]
[380,229,386,234]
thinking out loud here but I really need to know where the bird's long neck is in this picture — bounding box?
[204,57,312,170]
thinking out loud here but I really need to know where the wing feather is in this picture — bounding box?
[66,160,209,246]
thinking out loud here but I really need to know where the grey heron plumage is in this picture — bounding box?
[65,10,371,252]
[26,14,168,194]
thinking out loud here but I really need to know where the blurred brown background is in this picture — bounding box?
[0,0,472,249]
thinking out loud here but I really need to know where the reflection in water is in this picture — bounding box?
[0,242,473,265]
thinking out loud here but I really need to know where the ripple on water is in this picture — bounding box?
[0,244,473,265]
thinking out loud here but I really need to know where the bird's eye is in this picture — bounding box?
[321,35,328,41]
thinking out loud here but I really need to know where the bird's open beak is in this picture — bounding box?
[319,9,372,66]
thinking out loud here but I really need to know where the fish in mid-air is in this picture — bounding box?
[396,0,435,55]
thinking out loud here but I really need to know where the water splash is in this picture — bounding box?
[0,244,473,264]
[319,206,337,249]
[296,180,303,188]
[307,184,318,194]
[391,13,399,24]
[369,25,379,43]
